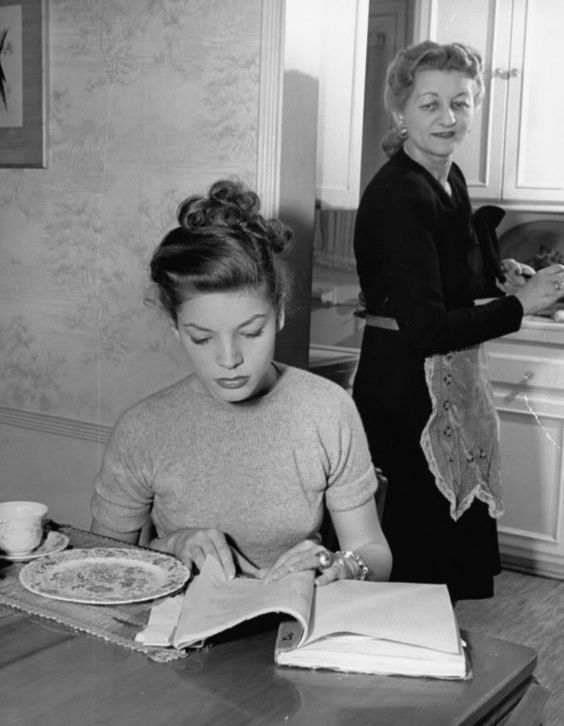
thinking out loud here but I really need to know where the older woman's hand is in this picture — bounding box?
[512,263,564,316]
[497,258,536,295]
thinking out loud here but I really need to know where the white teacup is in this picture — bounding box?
[0,501,48,556]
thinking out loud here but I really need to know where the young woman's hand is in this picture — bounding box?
[149,527,258,580]
[512,263,564,315]
[257,539,352,587]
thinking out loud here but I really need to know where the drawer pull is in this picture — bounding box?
[493,67,519,80]
[503,371,534,404]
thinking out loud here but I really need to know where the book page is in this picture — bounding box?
[305,580,461,654]
[173,556,314,648]
[276,632,467,678]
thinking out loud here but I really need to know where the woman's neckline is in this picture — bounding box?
[400,147,454,198]
[401,145,453,196]
[187,362,287,407]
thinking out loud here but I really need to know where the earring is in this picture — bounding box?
[397,116,408,140]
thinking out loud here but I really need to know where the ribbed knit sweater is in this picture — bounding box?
[91,364,377,568]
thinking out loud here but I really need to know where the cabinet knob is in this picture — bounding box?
[493,67,519,80]
[522,370,534,383]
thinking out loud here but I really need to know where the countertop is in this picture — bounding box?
[309,344,359,389]
[501,316,564,345]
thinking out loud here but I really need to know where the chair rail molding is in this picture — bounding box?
[0,406,111,445]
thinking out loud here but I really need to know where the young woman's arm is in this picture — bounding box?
[260,498,392,585]
[328,499,393,583]
[91,516,256,580]
[90,516,140,544]
[147,526,256,580]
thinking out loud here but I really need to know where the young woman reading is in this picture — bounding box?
[91,179,392,586]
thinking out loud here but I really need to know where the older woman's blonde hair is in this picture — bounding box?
[381,40,484,157]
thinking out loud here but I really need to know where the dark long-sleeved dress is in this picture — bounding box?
[352,150,523,600]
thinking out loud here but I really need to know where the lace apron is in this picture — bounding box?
[420,344,504,521]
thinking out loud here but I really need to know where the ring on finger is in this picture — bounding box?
[555,278,564,291]
[317,550,333,569]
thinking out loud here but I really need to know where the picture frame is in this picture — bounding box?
[0,0,47,167]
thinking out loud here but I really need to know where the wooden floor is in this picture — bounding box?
[455,568,564,726]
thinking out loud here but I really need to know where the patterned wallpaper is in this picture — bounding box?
[0,0,262,425]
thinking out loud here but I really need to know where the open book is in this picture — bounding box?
[137,556,468,679]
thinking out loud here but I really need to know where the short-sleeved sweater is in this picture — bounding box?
[91,364,377,568]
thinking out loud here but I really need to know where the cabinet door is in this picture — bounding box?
[360,0,409,193]
[502,0,564,203]
[316,0,369,209]
[416,0,512,200]
[417,0,564,207]
[486,332,564,579]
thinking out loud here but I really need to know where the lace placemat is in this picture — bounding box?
[0,523,188,662]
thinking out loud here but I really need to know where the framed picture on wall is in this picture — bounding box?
[0,0,47,167]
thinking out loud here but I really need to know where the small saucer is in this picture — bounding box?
[0,531,70,562]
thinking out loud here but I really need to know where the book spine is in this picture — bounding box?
[274,620,304,655]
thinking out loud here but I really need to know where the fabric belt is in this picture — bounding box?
[364,315,399,331]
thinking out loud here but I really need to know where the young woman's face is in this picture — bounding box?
[176,287,280,403]
[398,69,475,163]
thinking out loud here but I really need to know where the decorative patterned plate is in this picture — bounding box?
[19,547,190,604]
[0,531,69,562]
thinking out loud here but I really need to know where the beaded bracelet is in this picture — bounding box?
[336,550,369,581]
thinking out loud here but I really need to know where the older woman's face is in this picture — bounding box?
[398,69,475,163]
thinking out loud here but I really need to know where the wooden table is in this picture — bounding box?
[1,604,547,726]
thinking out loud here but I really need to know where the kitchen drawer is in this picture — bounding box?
[487,348,564,393]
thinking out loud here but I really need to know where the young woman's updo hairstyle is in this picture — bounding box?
[150,179,293,323]
[382,40,484,157]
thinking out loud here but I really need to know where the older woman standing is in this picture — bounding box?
[353,41,564,601]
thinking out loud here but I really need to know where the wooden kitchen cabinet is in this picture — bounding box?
[316,0,564,210]
[416,0,564,209]
[315,0,411,210]
[312,327,564,580]
[316,0,369,209]
[486,320,564,579]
